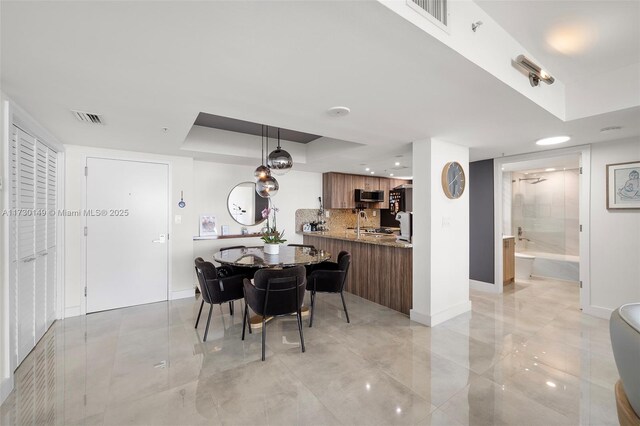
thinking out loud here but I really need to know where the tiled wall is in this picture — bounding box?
[295,208,380,233]
[511,169,579,256]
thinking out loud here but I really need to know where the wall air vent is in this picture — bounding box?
[72,110,104,124]
[407,0,448,30]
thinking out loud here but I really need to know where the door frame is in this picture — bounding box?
[2,98,66,403]
[492,145,591,311]
[82,156,172,315]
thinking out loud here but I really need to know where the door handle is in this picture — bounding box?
[152,234,166,244]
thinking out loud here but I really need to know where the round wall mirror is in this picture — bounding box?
[227,182,270,226]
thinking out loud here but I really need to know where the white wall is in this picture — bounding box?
[412,138,471,327]
[511,169,579,256]
[590,138,640,312]
[63,145,196,316]
[192,161,322,264]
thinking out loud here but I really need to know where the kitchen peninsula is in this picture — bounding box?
[303,231,412,315]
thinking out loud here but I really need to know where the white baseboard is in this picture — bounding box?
[469,279,499,293]
[582,304,613,320]
[410,300,472,327]
[1,376,14,405]
[64,305,82,318]
[171,288,195,300]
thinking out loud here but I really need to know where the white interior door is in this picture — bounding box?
[16,127,36,364]
[86,158,169,313]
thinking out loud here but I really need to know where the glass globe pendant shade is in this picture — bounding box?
[267,148,293,175]
[254,165,271,180]
[256,175,279,198]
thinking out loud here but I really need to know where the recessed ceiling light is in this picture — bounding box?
[546,381,557,388]
[365,167,370,171]
[327,106,350,117]
[390,173,394,177]
[545,168,556,172]
[600,126,622,134]
[395,162,400,166]
[370,171,375,175]
[536,136,570,146]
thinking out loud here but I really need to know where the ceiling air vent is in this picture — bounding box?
[407,0,448,30]
[72,110,104,124]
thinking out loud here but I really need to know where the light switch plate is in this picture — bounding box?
[372,210,377,217]
[174,215,182,224]
[325,210,330,218]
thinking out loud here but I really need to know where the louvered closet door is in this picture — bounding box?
[9,128,19,368]
[46,148,57,327]
[34,141,48,341]
[16,127,37,364]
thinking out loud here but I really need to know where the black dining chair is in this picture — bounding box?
[194,257,245,341]
[242,266,307,361]
[307,251,351,327]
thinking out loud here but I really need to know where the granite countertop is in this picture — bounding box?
[301,231,412,249]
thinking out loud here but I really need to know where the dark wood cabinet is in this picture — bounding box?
[322,172,409,210]
[503,237,515,284]
[323,172,350,209]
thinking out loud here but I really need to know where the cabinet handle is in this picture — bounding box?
[39,252,48,257]
[22,257,36,263]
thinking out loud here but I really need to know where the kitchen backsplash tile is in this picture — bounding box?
[295,208,380,233]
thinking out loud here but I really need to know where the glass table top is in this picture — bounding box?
[213,246,331,268]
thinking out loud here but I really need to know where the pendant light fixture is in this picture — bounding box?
[256,125,279,198]
[254,125,271,180]
[267,128,293,175]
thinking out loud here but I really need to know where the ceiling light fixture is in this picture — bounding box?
[390,173,394,177]
[327,106,351,117]
[545,168,556,172]
[514,55,555,87]
[395,162,400,166]
[267,127,293,175]
[255,125,279,198]
[254,125,271,180]
[536,136,570,146]
[370,171,375,175]
[365,167,370,171]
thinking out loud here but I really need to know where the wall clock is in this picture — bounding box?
[441,161,466,199]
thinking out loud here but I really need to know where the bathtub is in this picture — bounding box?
[515,251,579,282]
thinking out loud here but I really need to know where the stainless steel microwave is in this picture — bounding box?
[354,189,385,203]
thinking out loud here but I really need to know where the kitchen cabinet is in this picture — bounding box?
[323,172,356,209]
[364,176,379,191]
[390,178,409,190]
[378,178,390,209]
[503,237,515,284]
[323,172,404,210]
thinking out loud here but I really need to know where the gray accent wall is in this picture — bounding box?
[469,159,495,284]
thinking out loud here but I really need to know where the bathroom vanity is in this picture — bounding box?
[503,236,515,284]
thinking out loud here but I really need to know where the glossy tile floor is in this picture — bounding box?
[1,277,618,425]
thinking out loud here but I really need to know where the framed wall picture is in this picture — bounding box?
[199,215,218,236]
[607,161,640,209]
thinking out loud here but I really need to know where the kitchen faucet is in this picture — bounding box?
[356,209,368,239]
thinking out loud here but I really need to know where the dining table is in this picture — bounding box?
[212,245,332,329]
[212,245,331,269]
